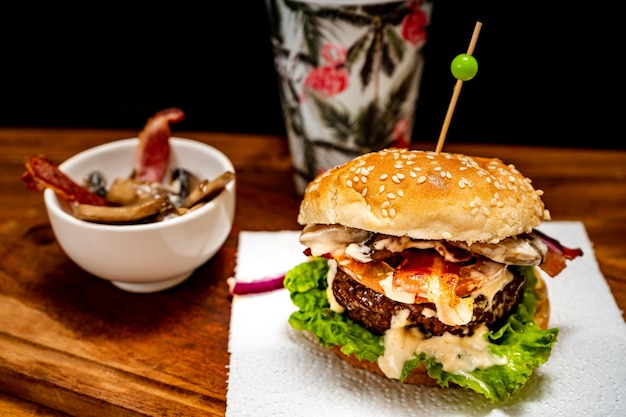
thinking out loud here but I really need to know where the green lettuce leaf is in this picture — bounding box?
[284,258,384,362]
[283,258,558,403]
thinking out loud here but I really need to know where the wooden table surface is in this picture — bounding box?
[1,128,625,416]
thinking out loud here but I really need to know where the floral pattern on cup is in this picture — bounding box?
[267,0,431,193]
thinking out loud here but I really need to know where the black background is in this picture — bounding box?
[0,1,621,149]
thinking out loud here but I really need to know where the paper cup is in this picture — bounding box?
[266,0,432,194]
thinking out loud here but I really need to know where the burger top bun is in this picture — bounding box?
[298,148,551,244]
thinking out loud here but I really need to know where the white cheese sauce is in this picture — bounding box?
[378,309,421,378]
[379,312,507,379]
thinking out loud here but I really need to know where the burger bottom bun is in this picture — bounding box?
[330,276,551,387]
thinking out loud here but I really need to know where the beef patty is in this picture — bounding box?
[331,267,525,336]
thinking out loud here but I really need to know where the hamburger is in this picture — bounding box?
[283,148,583,403]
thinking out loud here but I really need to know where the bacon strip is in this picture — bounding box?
[134,107,185,183]
[21,155,109,206]
[531,229,584,277]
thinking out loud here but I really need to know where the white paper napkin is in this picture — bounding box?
[226,222,626,417]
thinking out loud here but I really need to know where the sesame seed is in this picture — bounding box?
[346,180,353,188]
[362,187,368,197]
[458,180,465,189]
[471,208,479,215]
[361,176,367,183]
[417,176,426,184]
[353,176,359,183]
[410,171,417,178]
[394,162,403,169]
[379,185,385,193]
[398,190,404,197]
[389,208,396,217]
[434,166,442,171]
[387,193,396,199]
[379,174,388,180]
[442,232,452,239]
[382,201,390,208]
[382,208,389,217]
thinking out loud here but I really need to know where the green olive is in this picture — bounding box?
[451,54,478,81]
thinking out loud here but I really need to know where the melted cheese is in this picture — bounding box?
[478,268,514,310]
[379,312,507,379]
[325,259,344,313]
[427,274,474,326]
[379,275,415,304]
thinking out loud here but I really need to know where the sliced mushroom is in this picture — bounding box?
[105,178,142,205]
[181,171,235,209]
[106,178,172,206]
[73,195,170,224]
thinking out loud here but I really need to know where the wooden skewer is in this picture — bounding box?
[435,21,482,153]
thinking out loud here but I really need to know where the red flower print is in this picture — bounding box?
[302,43,349,99]
[401,1,428,45]
[391,118,410,148]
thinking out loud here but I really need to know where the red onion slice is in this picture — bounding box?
[227,275,285,295]
[531,229,583,260]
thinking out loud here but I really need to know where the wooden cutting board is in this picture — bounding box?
[0,211,237,416]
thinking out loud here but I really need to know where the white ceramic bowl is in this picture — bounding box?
[43,137,236,293]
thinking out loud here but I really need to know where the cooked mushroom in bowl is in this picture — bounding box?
[39,136,236,293]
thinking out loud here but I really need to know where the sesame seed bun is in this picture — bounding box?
[298,148,551,244]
